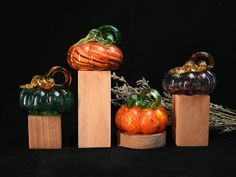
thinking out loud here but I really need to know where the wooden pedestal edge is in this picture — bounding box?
[117,131,166,149]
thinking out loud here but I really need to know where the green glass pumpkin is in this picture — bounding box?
[19,66,74,116]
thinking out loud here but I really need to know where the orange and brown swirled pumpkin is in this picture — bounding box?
[67,25,123,71]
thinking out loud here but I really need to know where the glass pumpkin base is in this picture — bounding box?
[28,111,61,116]
[117,130,166,149]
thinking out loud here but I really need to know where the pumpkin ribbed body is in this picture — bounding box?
[115,105,168,134]
[162,70,216,95]
[19,88,74,115]
[67,41,123,70]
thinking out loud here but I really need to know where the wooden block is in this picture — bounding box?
[78,71,111,148]
[28,115,62,149]
[173,95,210,146]
[117,131,166,149]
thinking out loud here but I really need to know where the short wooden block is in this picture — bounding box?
[117,131,166,149]
[173,95,210,146]
[28,115,62,149]
[78,71,111,148]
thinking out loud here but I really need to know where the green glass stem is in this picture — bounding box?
[76,25,121,46]
[126,88,161,109]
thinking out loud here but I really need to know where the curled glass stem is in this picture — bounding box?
[45,66,72,88]
[20,66,72,90]
[190,51,215,69]
[170,51,215,75]
[76,25,121,46]
[126,88,161,109]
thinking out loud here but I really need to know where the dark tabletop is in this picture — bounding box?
[1,125,236,177]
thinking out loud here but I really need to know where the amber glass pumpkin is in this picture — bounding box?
[115,89,168,134]
[67,25,123,70]
[162,51,217,95]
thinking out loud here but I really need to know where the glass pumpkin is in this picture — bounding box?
[115,89,168,134]
[162,51,217,95]
[19,66,74,116]
[67,25,123,71]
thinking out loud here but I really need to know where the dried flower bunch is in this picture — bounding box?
[111,72,236,133]
[111,72,150,106]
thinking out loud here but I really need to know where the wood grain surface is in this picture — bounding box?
[28,115,62,149]
[78,71,111,148]
[173,95,210,146]
[117,131,166,149]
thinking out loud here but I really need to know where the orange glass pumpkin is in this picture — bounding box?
[67,25,123,70]
[115,89,168,134]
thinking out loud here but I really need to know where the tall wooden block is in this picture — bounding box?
[173,95,210,146]
[28,115,62,149]
[78,71,111,148]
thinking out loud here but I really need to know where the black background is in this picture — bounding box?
[1,0,236,177]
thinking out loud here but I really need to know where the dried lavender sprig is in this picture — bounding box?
[111,72,150,105]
